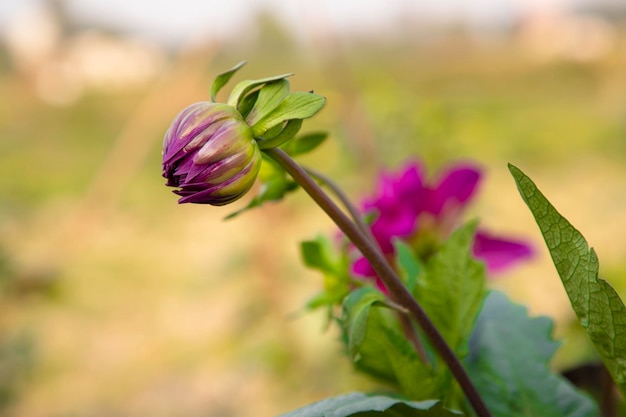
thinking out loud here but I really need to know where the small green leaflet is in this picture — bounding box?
[509,163,626,396]
[281,132,328,156]
[210,61,246,102]
[342,288,388,360]
[251,92,326,137]
[341,288,441,400]
[278,392,462,417]
[300,235,351,309]
[465,291,597,417]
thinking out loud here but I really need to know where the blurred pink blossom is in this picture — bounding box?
[352,160,534,284]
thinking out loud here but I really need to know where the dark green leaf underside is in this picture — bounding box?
[278,392,461,417]
[466,291,597,417]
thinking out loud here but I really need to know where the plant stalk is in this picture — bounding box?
[265,148,492,417]
[304,166,430,365]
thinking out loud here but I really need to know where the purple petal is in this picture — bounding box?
[352,256,376,278]
[369,209,416,252]
[426,164,482,216]
[392,162,426,203]
[351,256,388,293]
[473,230,534,274]
[363,162,425,211]
[361,161,426,252]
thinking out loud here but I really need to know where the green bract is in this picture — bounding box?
[213,61,326,149]
[162,61,327,207]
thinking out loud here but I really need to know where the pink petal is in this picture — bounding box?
[427,164,482,216]
[352,256,377,278]
[473,230,534,274]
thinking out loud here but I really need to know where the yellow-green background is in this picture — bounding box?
[2,7,626,417]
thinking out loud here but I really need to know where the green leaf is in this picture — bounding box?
[465,291,598,417]
[509,163,626,396]
[417,221,486,359]
[251,92,326,137]
[279,393,462,417]
[226,73,293,109]
[341,289,441,400]
[301,236,351,310]
[343,288,388,360]
[245,79,291,126]
[394,239,422,293]
[281,132,328,156]
[210,61,246,102]
[301,237,335,274]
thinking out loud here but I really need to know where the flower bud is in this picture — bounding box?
[162,102,261,206]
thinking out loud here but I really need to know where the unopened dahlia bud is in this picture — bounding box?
[162,102,261,206]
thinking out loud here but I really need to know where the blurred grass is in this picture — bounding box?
[1,15,626,417]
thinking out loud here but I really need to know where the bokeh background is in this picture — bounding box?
[1,0,626,415]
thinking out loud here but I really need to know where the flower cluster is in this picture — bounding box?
[352,160,534,284]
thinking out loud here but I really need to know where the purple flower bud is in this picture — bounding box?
[162,102,261,206]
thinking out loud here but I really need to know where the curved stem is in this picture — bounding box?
[303,167,372,239]
[265,148,492,417]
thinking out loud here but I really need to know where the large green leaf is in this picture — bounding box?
[416,221,487,359]
[465,291,597,417]
[509,164,626,395]
[279,393,462,417]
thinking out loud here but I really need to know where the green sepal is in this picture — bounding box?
[226,73,293,109]
[245,79,290,126]
[278,393,462,417]
[210,61,246,102]
[509,163,626,396]
[236,89,259,119]
[251,92,326,137]
[281,132,328,156]
[257,119,303,150]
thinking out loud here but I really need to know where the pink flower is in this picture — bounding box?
[352,160,534,281]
